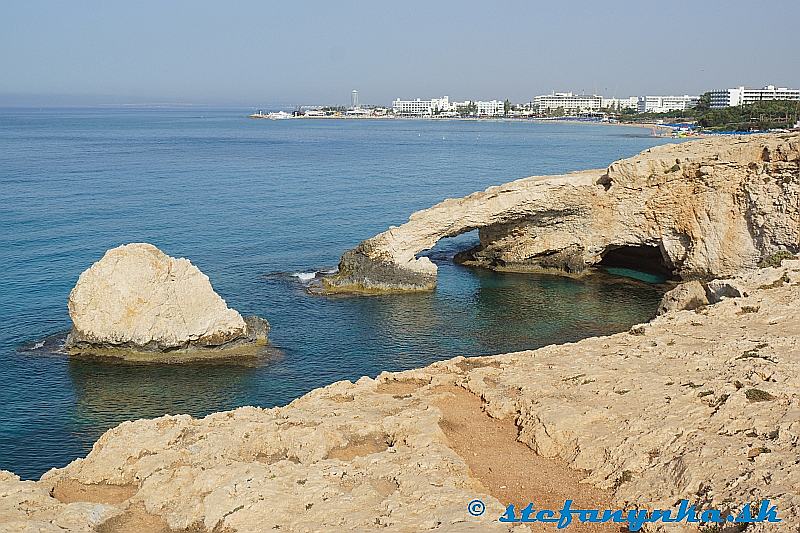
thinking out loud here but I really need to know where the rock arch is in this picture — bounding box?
[323,134,800,293]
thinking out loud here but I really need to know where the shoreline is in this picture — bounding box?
[533,118,675,134]
[2,261,797,530]
[1,114,683,484]
[250,113,681,137]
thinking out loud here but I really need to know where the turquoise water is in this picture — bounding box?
[0,109,681,479]
[602,267,668,284]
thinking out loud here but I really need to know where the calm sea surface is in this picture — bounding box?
[0,108,682,478]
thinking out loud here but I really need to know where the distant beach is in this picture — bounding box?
[250,112,679,136]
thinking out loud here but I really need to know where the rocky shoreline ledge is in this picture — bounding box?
[324,133,800,293]
[65,243,269,362]
[1,260,798,531]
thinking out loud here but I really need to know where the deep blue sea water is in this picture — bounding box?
[0,108,682,479]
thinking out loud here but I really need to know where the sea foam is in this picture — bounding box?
[292,271,317,283]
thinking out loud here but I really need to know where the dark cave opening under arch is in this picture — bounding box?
[598,244,675,279]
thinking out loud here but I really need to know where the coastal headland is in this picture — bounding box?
[324,134,800,294]
[0,135,798,532]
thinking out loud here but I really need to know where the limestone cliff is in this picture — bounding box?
[66,243,268,359]
[324,133,800,293]
[2,261,798,532]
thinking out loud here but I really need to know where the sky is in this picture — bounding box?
[1,0,799,107]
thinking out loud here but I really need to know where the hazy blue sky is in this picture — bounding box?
[2,0,798,107]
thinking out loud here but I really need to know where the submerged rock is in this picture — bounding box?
[325,133,800,293]
[65,243,268,358]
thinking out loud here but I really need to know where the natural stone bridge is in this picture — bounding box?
[323,133,800,293]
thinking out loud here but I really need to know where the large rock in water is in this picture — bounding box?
[324,133,800,293]
[65,243,268,357]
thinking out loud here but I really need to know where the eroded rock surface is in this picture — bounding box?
[65,243,268,358]
[325,133,800,293]
[3,262,799,531]
[657,280,709,314]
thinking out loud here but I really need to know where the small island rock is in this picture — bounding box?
[65,243,268,357]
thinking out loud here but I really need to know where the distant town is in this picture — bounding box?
[251,84,800,133]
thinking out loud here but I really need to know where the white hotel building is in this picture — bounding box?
[709,85,800,108]
[392,97,445,116]
[637,95,699,113]
[475,100,505,117]
[601,96,639,111]
[392,96,505,117]
[534,92,603,113]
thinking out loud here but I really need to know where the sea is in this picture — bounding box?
[0,108,683,479]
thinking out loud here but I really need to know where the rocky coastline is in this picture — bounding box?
[2,259,799,531]
[324,133,800,293]
[2,135,798,531]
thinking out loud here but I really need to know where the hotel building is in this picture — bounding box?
[601,96,639,110]
[637,95,699,114]
[475,100,505,117]
[534,93,603,113]
[709,85,800,108]
[392,98,434,116]
[392,96,506,117]
[392,96,456,116]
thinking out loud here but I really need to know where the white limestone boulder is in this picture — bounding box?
[65,243,268,358]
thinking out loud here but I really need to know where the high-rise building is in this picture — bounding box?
[351,90,359,109]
